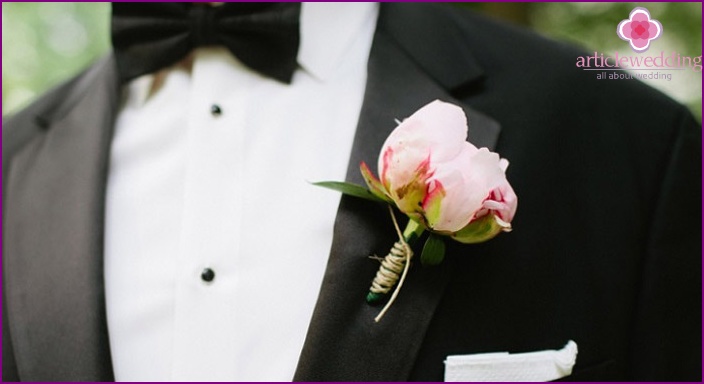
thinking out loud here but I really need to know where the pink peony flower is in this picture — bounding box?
[361,100,517,243]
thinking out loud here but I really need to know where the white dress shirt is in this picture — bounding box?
[104,3,379,381]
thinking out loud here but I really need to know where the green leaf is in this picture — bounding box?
[420,234,446,266]
[312,181,387,203]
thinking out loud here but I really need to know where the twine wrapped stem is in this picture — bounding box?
[367,206,424,322]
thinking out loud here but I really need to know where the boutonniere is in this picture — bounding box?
[315,100,517,322]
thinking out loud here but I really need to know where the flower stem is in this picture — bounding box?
[402,217,425,244]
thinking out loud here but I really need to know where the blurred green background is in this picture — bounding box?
[2,2,702,120]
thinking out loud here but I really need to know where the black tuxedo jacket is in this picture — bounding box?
[3,3,700,381]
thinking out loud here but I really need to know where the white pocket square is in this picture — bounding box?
[444,340,578,382]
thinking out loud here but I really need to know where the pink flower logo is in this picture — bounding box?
[617,7,663,52]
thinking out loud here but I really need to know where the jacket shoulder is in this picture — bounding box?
[3,56,115,166]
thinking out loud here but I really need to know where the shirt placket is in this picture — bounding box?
[171,48,247,380]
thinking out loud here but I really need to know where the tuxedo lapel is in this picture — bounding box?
[343,4,500,188]
[294,4,500,381]
[3,56,119,381]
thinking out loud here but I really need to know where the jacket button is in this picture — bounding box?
[201,268,215,283]
[210,104,222,116]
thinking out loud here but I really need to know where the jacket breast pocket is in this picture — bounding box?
[445,340,578,382]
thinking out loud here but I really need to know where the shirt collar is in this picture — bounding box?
[297,2,379,82]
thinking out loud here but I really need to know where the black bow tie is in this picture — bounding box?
[111,2,301,84]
